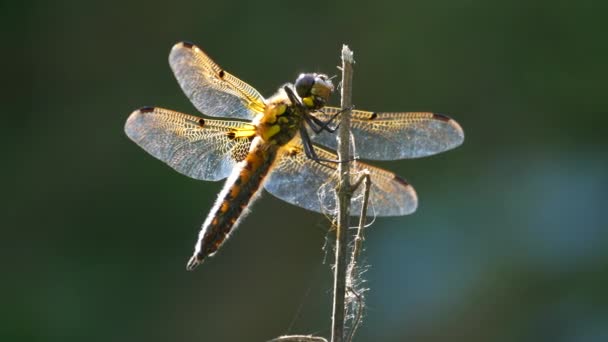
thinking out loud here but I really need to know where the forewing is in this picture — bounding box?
[264,140,417,216]
[312,107,464,160]
[125,107,253,181]
[169,42,266,120]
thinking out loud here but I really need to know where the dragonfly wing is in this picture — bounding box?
[311,107,464,160]
[125,107,254,181]
[264,139,417,216]
[169,41,267,120]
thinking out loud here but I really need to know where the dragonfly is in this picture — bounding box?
[124,41,464,271]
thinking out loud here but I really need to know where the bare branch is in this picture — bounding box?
[331,44,355,342]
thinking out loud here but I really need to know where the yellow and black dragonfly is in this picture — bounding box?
[125,42,464,270]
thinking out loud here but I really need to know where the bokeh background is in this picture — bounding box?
[5,0,607,341]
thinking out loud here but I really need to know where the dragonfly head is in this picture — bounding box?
[294,73,334,110]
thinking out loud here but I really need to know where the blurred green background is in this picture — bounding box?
[5,0,608,341]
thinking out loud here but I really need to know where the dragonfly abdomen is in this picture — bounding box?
[186,138,278,270]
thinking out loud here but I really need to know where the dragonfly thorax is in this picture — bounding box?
[256,99,303,145]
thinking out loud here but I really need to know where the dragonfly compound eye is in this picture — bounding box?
[295,73,316,98]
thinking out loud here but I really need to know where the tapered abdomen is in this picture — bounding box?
[186,138,278,270]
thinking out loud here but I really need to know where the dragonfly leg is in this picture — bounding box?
[299,126,356,166]
[284,85,302,107]
[305,114,337,134]
[308,105,354,134]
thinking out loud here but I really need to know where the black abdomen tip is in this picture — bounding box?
[186,255,203,271]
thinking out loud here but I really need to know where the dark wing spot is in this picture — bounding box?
[198,118,205,126]
[286,148,299,157]
[139,106,155,113]
[218,70,225,79]
[226,131,236,140]
[433,113,451,122]
[368,112,378,120]
[393,175,411,187]
[181,41,194,48]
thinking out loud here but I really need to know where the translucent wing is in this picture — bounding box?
[311,107,464,160]
[169,41,267,120]
[265,139,417,216]
[124,106,254,181]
